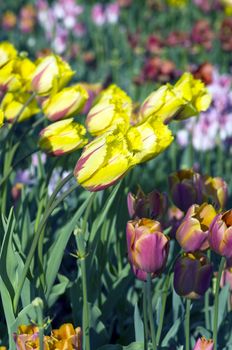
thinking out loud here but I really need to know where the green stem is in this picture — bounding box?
[147,274,157,350]
[185,299,191,350]
[74,237,89,348]
[74,193,96,350]
[156,274,171,346]
[13,181,78,314]
[33,298,44,350]
[213,257,226,350]
[143,282,148,350]
[204,250,211,330]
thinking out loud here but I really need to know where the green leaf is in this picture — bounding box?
[134,302,144,342]
[45,192,93,298]
[161,317,181,346]
[218,284,230,329]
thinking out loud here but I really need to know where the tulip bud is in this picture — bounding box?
[126,218,169,275]
[42,84,88,121]
[176,203,217,252]
[208,210,232,259]
[174,252,213,299]
[86,84,132,136]
[203,175,228,210]
[127,188,167,220]
[193,337,214,350]
[126,117,173,164]
[39,118,88,156]
[31,55,75,96]
[169,169,205,212]
[1,91,40,122]
[74,127,134,191]
[0,42,17,68]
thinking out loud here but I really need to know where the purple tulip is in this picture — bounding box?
[174,252,213,299]
[208,210,232,259]
[193,337,214,350]
[176,203,217,252]
[127,188,167,220]
[126,218,169,276]
[169,169,205,212]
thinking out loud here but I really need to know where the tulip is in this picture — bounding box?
[52,323,82,350]
[74,127,134,191]
[126,117,173,164]
[126,218,169,274]
[173,72,212,120]
[140,84,182,122]
[169,169,205,212]
[174,252,213,299]
[127,188,167,220]
[39,118,87,156]
[31,55,75,96]
[203,176,228,210]
[176,203,217,252]
[13,57,36,91]
[42,84,88,121]
[86,84,132,136]
[13,323,82,350]
[1,91,40,123]
[140,72,211,123]
[193,337,214,350]
[208,210,232,259]
[0,61,21,93]
[0,42,17,68]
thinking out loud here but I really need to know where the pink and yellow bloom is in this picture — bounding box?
[176,203,217,252]
[193,337,214,350]
[39,118,87,156]
[74,127,134,191]
[1,91,39,123]
[42,84,88,121]
[31,55,74,96]
[86,84,132,136]
[208,210,232,258]
[126,218,169,275]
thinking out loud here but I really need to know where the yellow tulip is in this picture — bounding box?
[126,117,174,163]
[31,55,75,96]
[173,72,212,120]
[42,84,88,121]
[140,84,184,122]
[140,72,211,123]
[86,84,132,136]
[0,60,22,92]
[74,127,134,191]
[39,118,88,156]
[1,92,39,122]
[0,42,17,68]
[0,56,36,93]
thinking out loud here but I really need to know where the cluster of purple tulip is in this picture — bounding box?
[126,169,230,298]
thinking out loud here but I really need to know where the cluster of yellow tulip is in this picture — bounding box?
[74,74,211,191]
[0,41,212,192]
